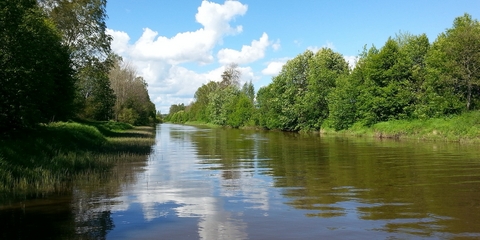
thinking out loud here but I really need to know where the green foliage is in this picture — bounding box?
[257,49,348,131]
[169,103,186,115]
[109,58,157,125]
[0,0,75,132]
[226,94,254,128]
[242,80,255,104]
[326,75,359,130]
[39,0,116,121]
[329,111,480,142]
[77,65,116,120]
[166,14,480,135]
[424,13,480,112]
[0,121,154,192]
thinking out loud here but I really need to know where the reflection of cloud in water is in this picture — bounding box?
[219,171,270,211]
[104,124,270,239]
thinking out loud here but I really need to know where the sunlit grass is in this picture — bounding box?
[0,121,156,195]
[322,111,480,143]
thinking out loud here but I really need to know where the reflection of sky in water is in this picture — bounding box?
[93,124,480,240]
[105,124,270,239]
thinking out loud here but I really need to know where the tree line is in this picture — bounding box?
[166,14,480,132]
[0,0,157,135]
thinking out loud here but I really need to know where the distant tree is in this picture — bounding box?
[169,104,186,115]
[241,80,255,104]
[191,81,219,122]
[256,50,315,131]
[220,63,241,88]
[108,57,156,125]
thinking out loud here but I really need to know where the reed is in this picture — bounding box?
[0,121,156,195]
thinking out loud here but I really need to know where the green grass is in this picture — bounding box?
[0,121,155,194]
[322,111,480,143]
[182,121,222,128]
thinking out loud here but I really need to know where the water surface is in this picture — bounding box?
[1,123,480,239]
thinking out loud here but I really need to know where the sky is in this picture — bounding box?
[105,0,480,114]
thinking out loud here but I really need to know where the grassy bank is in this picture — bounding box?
[321,111,480,143]
[175,111,480,143]
[0,121,155,194]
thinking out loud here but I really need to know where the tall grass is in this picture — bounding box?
[323,111,480,142]
[0,121,155,195]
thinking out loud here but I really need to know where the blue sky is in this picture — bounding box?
[105,0,480,114]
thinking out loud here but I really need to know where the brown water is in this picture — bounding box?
[1,123,480,239]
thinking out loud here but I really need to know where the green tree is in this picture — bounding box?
[298,48,349,130]
[39,0,115,120]
[109,58,156,125]
[256,85,282,129]
[0,0,74,132]
[190,81,219,122]
[327,75,359,130]
[241,80,255,104]
[427,13,480,111]
[169,104,186,115]
[226,93,254,128]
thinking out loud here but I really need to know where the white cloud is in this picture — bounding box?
[107,29,130,54]
[106,1,251,114]
[217,32,270,65]
[307,41,335,53]
[261,59,289,76]
[272,39,281,51]
[344,55,358,69]
[196,0,247,35]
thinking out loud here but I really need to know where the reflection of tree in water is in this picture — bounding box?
[188,127,256,185]
[0,152,151,239]
[76,210,114,240]
[0,195,112,240]
[257,133,480,237]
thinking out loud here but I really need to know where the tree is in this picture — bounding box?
[428,14,480,111]
[298,48,349,130]
[169,104,186,115]
[256,49,349,131]
[241,80,255,104]
[0,0,74,132]
[38,0,115,120]
[108,57,156,125]
[350,38,420,126]
[191,81,220,122]
[220,63,241,88]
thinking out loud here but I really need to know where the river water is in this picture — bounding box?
[1,123,480,239]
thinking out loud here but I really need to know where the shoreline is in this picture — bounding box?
[174,111,480,144]
[0,121,156,194]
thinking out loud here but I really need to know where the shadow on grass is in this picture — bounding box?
[0,121,157,194]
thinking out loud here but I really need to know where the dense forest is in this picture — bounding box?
[166,13,480,133]
[0,0,157,135]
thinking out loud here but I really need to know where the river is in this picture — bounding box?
[1,123,480,239]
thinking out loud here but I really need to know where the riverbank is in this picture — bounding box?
[320,111,480,143]
[178,111,480,143]
[0,121,155,194]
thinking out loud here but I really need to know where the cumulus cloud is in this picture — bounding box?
[217,32,270,65]
[307,41,335,53]
[106,1,253,113]
[344,55,359,69]
[272,39,281,51]
[117,1,247,64]
[261,58,289,76]
[107,29,130,54]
